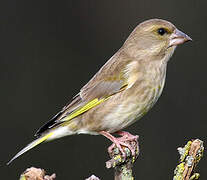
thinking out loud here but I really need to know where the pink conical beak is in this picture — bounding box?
[169,29,192,47]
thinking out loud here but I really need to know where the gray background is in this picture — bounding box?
[1,0,206,179]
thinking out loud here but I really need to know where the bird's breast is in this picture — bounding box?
[101,62,167,132]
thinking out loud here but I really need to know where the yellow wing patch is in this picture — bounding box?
[60,83,128,123]
[62,97,109,122]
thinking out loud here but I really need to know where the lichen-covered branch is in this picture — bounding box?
[19,167,56,180]
[18,138,204,180]
[106,135,139,180]
[173,139,204,180]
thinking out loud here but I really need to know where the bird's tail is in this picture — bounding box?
[7,123,75,165]
[7,131,54,165]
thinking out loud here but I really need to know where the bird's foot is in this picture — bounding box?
[100,131,139,160]
[116,131,139,142]
[108,131,139,157]
[107,136,133,158]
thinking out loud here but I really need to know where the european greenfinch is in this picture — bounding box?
[8,19,192,164]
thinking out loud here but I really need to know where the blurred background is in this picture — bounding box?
[1,0,206,179]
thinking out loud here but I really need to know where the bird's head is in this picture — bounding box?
[123,19,192,60]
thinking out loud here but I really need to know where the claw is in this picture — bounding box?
[100,131,139,159]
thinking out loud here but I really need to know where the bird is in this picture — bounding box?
[7,19,192,164]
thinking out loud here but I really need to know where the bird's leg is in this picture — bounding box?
[100,131,129,159]
[116,131,139,157]
[100,131,139,159]
[116,131,139,142]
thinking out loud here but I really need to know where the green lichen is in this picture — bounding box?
[19,175,26,180]
[173,162,185,180]
[112,154,123,167]
[190,173,200,180]
[180,141,192,162]
[118,165,134,180]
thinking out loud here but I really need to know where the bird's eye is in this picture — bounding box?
[157,28,167,36]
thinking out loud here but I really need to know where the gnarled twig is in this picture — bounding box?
[173,139,204,180]
[106,135,139,180]
[19,167,56,180]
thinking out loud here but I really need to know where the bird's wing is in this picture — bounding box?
[35,57,131,136]
[8,72,128,164]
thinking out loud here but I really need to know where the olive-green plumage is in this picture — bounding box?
[8,19,192,164]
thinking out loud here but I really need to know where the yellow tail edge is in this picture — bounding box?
[7,132,54,165]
